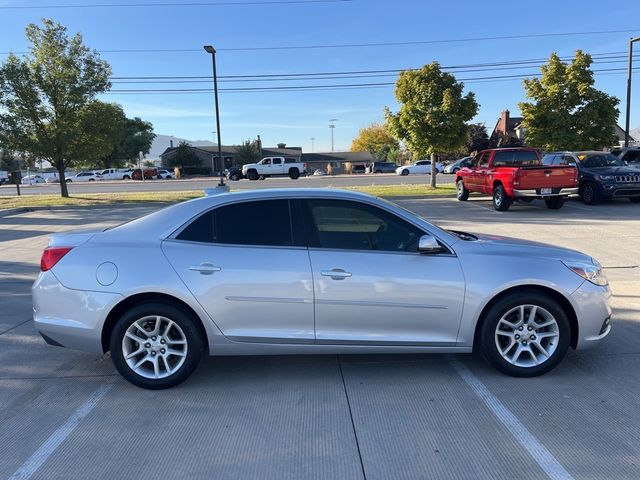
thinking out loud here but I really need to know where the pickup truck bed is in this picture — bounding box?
[456,148,578,211]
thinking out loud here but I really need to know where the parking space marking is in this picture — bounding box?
[450,360,574,480]
[8,383,114,480]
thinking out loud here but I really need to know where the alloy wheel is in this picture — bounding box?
[122,315,188,379]
[494,304,559,368]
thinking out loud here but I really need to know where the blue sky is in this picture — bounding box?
[1,0,639,153]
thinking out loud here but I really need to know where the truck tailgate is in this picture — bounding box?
[518,166,577,189]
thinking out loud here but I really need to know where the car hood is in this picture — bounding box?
[473,233,591,262]
[583,166,640,175]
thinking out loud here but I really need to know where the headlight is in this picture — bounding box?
[562,260,608,286]
[598,175,614,181]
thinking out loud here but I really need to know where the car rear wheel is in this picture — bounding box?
[247,169,259,181]
[456,179,469,201]
[581,182,600,205]
[230,173,240,181]
[110,302,204,389]
[479,292,570,377]
[401,169,409,176]
[123,175,131,180]
[544,197,565,209]
[289,168,300,179]
[492,185,512,211]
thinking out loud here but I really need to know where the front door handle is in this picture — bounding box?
[189,263,221,275]
[321,268,352,280]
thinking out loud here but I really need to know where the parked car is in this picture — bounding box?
[444,157,473,174]
[456,148,578,211]
[611,147,640,169]
[351,165,366,174]
[242,157,305,180]
[99,168,132,180]
[156,169,175,180]
[366,162,397,174]
[224,166,244,181]
[21,174,45,184]
[542,151,640,204]
[45,176,60,183]
[396,160,444,176]
[65,172,103,182]
[0,170,8,185]
[33,188,612,389]
[132,167,158,180]
[313,169,326,176]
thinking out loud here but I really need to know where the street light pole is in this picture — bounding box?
[204,45,225,186]
[310,137,315,153]
[329,119,338,152]
[624,36,640,148]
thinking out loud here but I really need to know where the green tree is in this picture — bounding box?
[101,116,155,168]
[385,62,478,187]
[0,148,17,171]
[351,123,400,161]
[233,139,261,165]
[466,123,490,153]
[0,19,113,197]
[167,141,200,168]
[518,51,620,150]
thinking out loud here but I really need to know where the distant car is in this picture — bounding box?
[351,165,366,174]
[224,166,244,181]
[65,172,103,183]
[396,160,444,176]
[99,168,133,180]
[0,170,8,185]
[611,147,640,169]
[132,168,158,180]
[542,151,640,204]
[367,162,398,174]
[444,157,473,174]
[45,176,60,184]
[313,169,326,176]
[21,174,45,184]
[156,169,175,180]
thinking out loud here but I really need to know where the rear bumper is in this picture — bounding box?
[32,271,122,354]
[513,187,578,198]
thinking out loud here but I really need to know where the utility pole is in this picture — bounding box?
[310,137,315,153]
[329,119,338,152]
[625,36,640,147]
[204,45,226,187]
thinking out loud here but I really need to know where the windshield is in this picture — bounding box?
[578,153,625,168]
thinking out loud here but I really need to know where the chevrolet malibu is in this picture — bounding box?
[32,189,612,389]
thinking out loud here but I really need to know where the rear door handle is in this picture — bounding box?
[189,263,222,275]
[321,268,352,280]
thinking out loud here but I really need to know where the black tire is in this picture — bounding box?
[123,175,131,180]
[89,178,95,182]
[230,173,240,181]
[581,182,600,205]
[629,197,640,203]
[478,291,571,377]
[492,185,512,211]
[247,169,259,181]
[456,179,469,201]
[289,168,300,180]
[66,179,72,183]
[544,197,565,209]
[401,169,409,176]
[109,302,204,389]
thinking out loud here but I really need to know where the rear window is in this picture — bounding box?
[492,150,540,167]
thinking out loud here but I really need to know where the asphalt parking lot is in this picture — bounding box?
[1,195,639,480]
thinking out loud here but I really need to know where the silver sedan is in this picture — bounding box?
[32,188,612,389]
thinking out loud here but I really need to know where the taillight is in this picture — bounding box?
[40,247,73,272]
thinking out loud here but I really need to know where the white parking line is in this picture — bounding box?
[9,383,114,480]
[450,360,574,480]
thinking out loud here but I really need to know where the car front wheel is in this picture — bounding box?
[581,182,600,205]
[401,169,409,176]
[110,302,204,389]
[456,179,469,201]
[479,291,570,377]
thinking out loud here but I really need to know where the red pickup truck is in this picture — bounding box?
[455,148,578,211]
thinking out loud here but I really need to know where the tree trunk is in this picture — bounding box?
[430,152,437,188]
[57,164,69,198]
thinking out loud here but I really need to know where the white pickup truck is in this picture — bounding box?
[0,170,8,185]
[98,168,133,180]
[242,157,305,180]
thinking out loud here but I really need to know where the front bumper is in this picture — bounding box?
[571,280,613,350]
[32,271,123,354]
[513,187,579,198]
[598,182,640,198]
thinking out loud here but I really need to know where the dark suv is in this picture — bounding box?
[542,151,640,204]
[611,147,640,169]
[367,162,397,174]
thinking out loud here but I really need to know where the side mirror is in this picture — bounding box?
[418,234,444,254]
